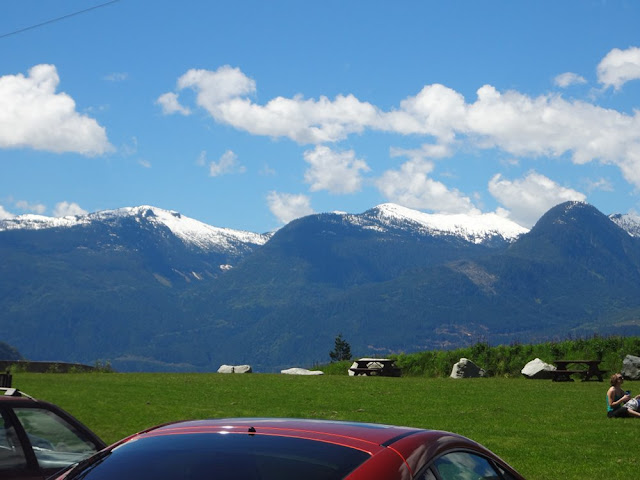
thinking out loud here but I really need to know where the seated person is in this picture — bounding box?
[607,373,640,418]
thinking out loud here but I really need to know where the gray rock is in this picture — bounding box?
[233,365,252,374]
[521,358,556,379]
[217,364,252,374]
[450,358,486,379]
[280,368,324,375]
[622,355,640,380]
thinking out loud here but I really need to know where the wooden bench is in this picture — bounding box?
[552,360,606,382]
[551,369,586,382]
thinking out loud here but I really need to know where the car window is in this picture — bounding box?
[63,433,370,480]
[13,407,100,470]
[0,410,28,471]
[496,464,518,480]
[431,452,501,480]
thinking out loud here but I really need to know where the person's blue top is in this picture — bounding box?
[607,391,624,412]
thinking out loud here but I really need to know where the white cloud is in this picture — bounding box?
[376,158,480,214]
[15,200,46,214]
[104,72,128,82]
[303,145,370,194]
[584,177,614,193]
[202,150,246,177]
[162,65,378,144]
[266,191,314,224]
[465,85,640,187]
[259,164,276,176]
[53,201,87,217]
[597,46,640,90]
[164,59,640,191]
[156,92,191,115]
[138,159,152,168]
[381,84,467,142]
[0,205,14,219]
[178,65,257,107]
[0,64,112,155]
[488,171,586,227]
[554,72,587,88]
[120,136,138,157]
[390,143,453,162]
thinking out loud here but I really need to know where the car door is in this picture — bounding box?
[1,404,103,480]
[0,407,41,480]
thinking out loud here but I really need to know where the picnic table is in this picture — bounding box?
[349,358,402,377]
[551,360,606,382]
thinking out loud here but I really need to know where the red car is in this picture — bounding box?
[0,387,106,480]
[52,417,524,479]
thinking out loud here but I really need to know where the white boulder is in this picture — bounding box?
[217,364,252,374]
[521,358,556,379]
[281,368,324,375]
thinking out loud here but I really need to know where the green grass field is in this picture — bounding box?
[12,372,639,479]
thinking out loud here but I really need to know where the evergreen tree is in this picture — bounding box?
[329,334,352,362]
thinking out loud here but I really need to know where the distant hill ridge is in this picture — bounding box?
[1,201,640,372]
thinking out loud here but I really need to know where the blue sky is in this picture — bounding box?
[1,1,640,233]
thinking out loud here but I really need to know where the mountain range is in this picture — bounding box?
[2,201,640,372]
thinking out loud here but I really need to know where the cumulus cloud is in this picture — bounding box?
[156,92,191,115]
[488,171,586,227]
[53,201,87,217]
[465,85,640,187]
[198,150,246,177]
[266,191,314,224]
[163,55,640,196]
[15,200,46,214]
[381,84,467,142]
[597,46,640,90]
[303,146,370,194]
[0,64,112,155]
[160,65,378,144]
[376,158,480,214]
[584,177,614,193]
[0,205,14,220]
[554,72,587,88]
[390,143,453,162]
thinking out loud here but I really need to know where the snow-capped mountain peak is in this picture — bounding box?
[0,205,271,252]
[610,212,640,237]
[347,203,529,244]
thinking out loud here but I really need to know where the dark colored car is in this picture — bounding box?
[53,417,524,479]
[0,387,106,480]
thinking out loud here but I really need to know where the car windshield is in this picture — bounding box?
[64,432,370,480]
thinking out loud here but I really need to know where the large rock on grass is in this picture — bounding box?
[281,368,324,375]
[622,355,640,380]
[521,358,556,379]
[217,364,252,374]
[450,358,485,379]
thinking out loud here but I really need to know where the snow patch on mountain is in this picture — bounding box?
[348,203,529,244]
[0,206,271,252]
[610,212,640,237]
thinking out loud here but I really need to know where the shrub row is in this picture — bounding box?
[321,335,640,377]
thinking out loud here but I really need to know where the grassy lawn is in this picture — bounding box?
[12,372,640,479]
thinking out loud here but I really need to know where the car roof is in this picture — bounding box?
[143,418,423,446]
[0,387,38,404]
[66,418,520,479]
[134,418,492,470]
